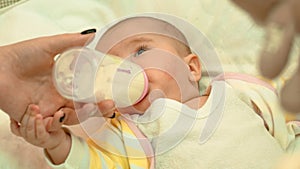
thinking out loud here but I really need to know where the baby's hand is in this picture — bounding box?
[10,104,67,150]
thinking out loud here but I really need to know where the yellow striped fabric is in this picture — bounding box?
[85,114,150,169]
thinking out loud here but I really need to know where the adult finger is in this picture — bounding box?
[97,100,116,118]
[60,107,79,125]
[47,110,64,132]
[40,29,96,55]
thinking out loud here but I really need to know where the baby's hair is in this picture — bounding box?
[101,16,192,57]
[156,18,192,57]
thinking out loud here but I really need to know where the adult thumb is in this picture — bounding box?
[40,28,96,55]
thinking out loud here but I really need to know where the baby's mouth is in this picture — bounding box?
[127,89,165,114]
[123,89,165,114]
[133,90,149,106]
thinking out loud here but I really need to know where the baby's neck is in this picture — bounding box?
[184,95,209,109]
[183,85,211,109]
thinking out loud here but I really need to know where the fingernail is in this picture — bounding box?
[80,28,96,35]
[109,112,116,119]
[59,113,66,123]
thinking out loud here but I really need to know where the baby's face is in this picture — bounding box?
[97,33,198,114]
[96,17,201,114]
[114,34,182,112]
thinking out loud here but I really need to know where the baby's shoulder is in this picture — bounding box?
[211,72,277,98]
[210,73,281,122]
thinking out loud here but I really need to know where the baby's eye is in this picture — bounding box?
[134,46,147,57]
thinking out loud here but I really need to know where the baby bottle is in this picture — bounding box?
[53,47,148,115]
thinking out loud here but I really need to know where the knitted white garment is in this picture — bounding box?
[134,79,300,169]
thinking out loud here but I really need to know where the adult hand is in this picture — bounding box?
[0,30,96,123]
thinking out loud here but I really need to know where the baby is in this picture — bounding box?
[96,15,300,169]
[10,15,300,169]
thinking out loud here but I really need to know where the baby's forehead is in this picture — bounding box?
[97,17,187,52]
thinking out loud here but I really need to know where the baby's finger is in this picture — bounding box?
[25,107,40,141]
[10,118,21,136]
[19,105,31,136]
[36,114,48,141]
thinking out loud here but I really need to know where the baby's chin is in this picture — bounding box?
[116,87,169,115]
[121,89,167,115]
[118,99,150,115]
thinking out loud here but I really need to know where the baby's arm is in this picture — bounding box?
[10,104,147,168]
[10,104,71,165]
[218,73,299,150]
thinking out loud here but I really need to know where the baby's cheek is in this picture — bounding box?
[144,69,174,82]
[133,50,184,74]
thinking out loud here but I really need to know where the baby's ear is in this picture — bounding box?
[184,54,201,82]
